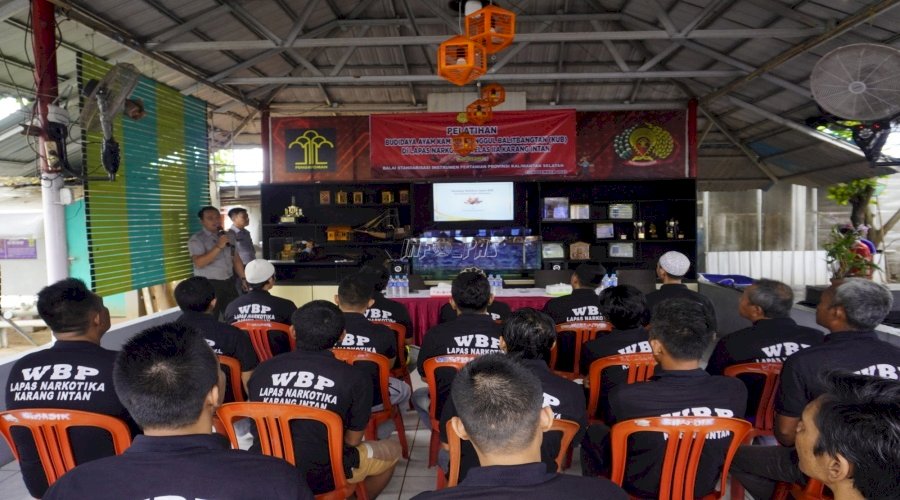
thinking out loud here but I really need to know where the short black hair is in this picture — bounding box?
[451,271,491,312]
[36,278,104,335]
[451,354,543,454]
[599,285,646,330]
[292,300,345,351]
[812,372,900,499]
[337,274,373,308]
[574,263,606,288]
[227,207,247,219]
[113,322,218,429]
[197,205,219,219]
[502,308,556,361]
[648,298,713,360]
[746,279,794,319]
[359,262,389,292]
[174,277,215,313]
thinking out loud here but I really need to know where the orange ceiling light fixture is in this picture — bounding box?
[466,4,516,54]
[466,99,493,125]
[481,83,506,106]
[437,35,487,86]
[451,132,478,156]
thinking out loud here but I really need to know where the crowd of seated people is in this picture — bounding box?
[4,267,900,499]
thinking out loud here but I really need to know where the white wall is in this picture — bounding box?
[0,188,48,296]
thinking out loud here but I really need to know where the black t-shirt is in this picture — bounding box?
[439,359,587,481]
[176,312,260,403]
[417,313,503,377]
[43,433,313,500]
[248,349,372,494]
[607,369,747,498]
[410,462,627,500]
[365,294,413,339]
[645,284,718,333]
[335,312,398,407]
[439,301,511,323]
[580,327,651,419]
[541,288,607,324]
[224,289,297,324]
[5,341,139,498]
[776,330,900,418]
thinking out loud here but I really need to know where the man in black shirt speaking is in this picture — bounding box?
[412,354,626,500]
[43,322,312,500]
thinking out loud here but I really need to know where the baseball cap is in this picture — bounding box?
[658,251,690,277]
[244,260,276,284]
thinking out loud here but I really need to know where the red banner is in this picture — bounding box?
[370,110,576,178]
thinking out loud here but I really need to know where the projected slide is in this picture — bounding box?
[433,182,514,222]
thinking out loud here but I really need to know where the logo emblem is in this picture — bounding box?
[286,129,336,171]
[614,123,675,166]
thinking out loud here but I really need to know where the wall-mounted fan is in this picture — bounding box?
[810,44,900,167]
[79,63,142,180]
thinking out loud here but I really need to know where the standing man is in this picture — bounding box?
[5,278,137,498]
[189,205,244,320]
[645,251,717,332]
[228,207,256,294]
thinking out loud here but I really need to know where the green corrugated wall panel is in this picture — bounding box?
[79,53,209,297]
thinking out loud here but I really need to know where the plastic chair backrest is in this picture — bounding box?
[217,354,246,402]
[423,355,477,422]
[216,402,351,500]
[610,416,752,500]
[232,320,295,361]
[723,362,782,434]
[586,353,657,421]
[379,321,408,370]
[331,349,393,416]
[0,408,132,486]
[444,417,580,487]
[550,321,613,378]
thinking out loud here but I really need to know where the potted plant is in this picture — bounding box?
[823,225,880,281]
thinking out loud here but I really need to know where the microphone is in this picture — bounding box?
[217,226,232,247]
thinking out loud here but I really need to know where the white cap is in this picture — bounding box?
[244,260,275,285]
[658,251,690,277]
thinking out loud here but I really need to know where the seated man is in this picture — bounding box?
[43,323,312,500]
[412,354,626,499]
[224,259,296,355]
[174,276,259,401]
[440,308,588,481]
[795,372,900,500]
[4,278,137,498]
[542,263,607,372]
[334,273,411,426]
[645,251,717,333]
[580,285,650,420]
[706,278,824,375]
[581,298,746,498]
[248,301,401,498]
[413,270,504,428]
[731,278,900,499]
[359,262,413,342]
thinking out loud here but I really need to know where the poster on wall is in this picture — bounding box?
[576,109,694,179]
[370,110,577,178]
[0,239,37,259]
[270,116,370,182]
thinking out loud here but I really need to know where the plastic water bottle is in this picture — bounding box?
[487,274,496,294]
[610,272,618,287]
[497,275,503,292]
[400,274,409,296]
[388,276,398,297]
[601,274,611,290]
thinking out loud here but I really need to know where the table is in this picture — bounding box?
[392,289,553,344]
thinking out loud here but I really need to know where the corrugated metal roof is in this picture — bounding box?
[0,0,897,190]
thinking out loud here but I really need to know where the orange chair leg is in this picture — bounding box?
[731,476,746,500]
[436,466,447,490]
[355,483,369,500]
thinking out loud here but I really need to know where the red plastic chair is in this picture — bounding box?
[378,321,414,409]
[586,353,657,424]
[443,417,580,488]
[610,416,752,500]
[0,409,132,487]
[232,320,295,361]
[723,362,782,500]
[423,354,477,471]
[216,402,367,500]
[331,348,409,459]
[218,354,246,403]
[549,321,613,380]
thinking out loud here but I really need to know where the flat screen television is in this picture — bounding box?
[432,182,514,222]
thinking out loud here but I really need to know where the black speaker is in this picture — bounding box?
[543,260,568,271]
[389,259,409,275]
